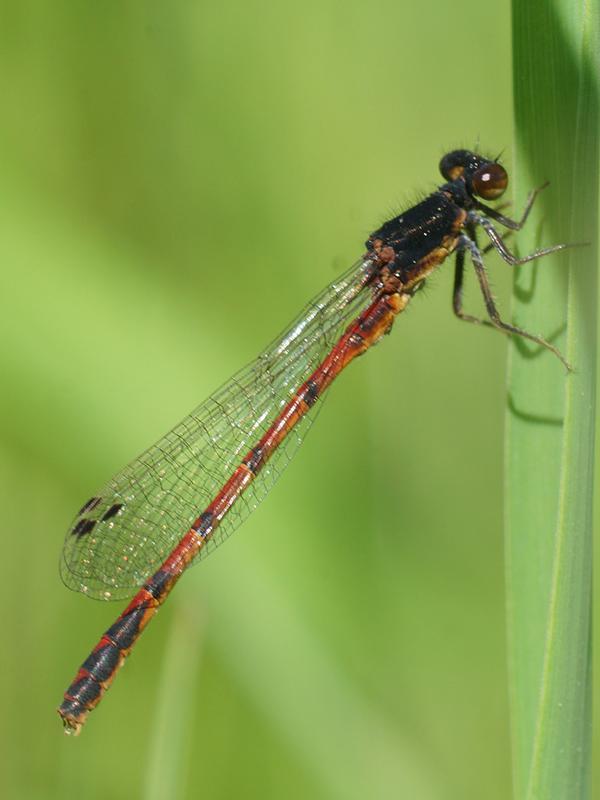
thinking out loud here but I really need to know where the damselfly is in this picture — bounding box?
[58,150,570,734]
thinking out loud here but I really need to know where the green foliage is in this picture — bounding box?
[508,2,598,798]
[4,3,580,799]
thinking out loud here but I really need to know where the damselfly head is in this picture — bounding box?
[439,150,508,201]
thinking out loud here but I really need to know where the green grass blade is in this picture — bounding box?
[507,2,598,799]
[144,606,205,800]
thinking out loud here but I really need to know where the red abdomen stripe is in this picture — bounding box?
[58,289,408,734]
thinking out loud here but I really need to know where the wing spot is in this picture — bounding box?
[102,503,124,522]
[77,497,102,516]
[72,518,97,538]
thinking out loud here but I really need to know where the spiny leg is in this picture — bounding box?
[477,201,513,254]
[474,182,549,230]
[476,206,513,254]
[452,244,490,325]
[483,229,512,255]
[456,235,571,371]
[468,212,569,265]
[452,245,514,330]
[453,224,500,326]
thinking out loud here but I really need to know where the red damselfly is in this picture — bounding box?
[58,150,571,734]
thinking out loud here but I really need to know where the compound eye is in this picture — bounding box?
[472,163,508,200]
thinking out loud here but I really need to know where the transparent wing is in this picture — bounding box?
[60,257,377,600]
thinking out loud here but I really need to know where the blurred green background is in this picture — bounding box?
[0,3,518,799]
